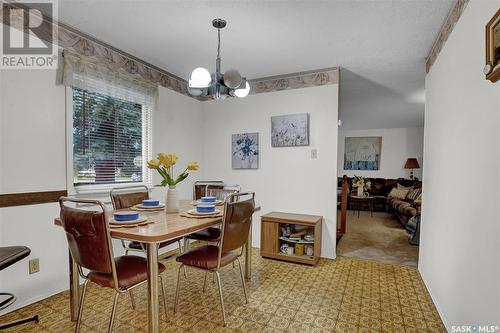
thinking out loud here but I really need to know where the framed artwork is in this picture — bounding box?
[484,9,500,82]
[271,113,309,147]
[344,136,382,170]
[232,133,259,169]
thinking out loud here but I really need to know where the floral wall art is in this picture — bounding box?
[271,113,309,147]
[232,133,259,169]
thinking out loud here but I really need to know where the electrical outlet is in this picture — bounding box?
[29,258,40,274]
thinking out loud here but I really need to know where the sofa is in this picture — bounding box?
[338,176,422,225]
[387,183,422,225]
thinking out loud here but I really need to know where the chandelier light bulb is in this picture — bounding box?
[223,69,242,89]
[234,80,250,98]
[189,67,211,88]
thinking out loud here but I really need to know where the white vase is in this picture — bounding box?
[166,186,180,213]
[357,186,364,197]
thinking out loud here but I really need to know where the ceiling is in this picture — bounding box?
[52,0,452,130]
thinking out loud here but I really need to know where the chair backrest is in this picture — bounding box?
[207,184,241,201]
[59,198,116,278]
[218,192,255,265]
[110,185,149,210]
[193,181,224,200]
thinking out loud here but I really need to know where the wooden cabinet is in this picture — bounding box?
[260,212,322,266]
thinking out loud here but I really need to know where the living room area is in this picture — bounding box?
[336,118,424,267]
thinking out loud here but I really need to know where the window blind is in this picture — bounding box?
[72,87,152,187]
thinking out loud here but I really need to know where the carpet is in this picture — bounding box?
[337,211,419,267]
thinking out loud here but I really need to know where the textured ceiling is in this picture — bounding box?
[53,0,452,129]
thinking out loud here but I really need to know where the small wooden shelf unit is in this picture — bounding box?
[260,212,322,266]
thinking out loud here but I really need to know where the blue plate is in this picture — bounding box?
[196,204,215,213]
[114,211,140,221]
[142,199,160,207]
[200,196,217,203]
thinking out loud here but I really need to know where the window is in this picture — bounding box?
[72,87,152,188]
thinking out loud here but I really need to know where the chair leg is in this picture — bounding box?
[159,275,168,321]
[215,271,227,326]
[236,258,248,304]
[75,280,89,333]
[108,292,119,333]
[129,290,136,310]
[125,249,129,256]
[202,271,208,292]
[173,264,183,313]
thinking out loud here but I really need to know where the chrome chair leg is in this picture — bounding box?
[129,290,136,309]
[160,275,168,321]
[173,264,183,313]
[215,271,227,326]
[202,271,208,292]
[75,279,89,333]
[125,250,129,256]
[108,292,119,333]
[236,258,248,304]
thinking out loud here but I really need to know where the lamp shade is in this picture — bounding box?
[404,158,420,169]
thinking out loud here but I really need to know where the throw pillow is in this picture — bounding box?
[388,188,410,200]
[406,188,422,201]
[397,183,413,191]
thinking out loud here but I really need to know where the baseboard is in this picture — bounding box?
[419,268,450,332]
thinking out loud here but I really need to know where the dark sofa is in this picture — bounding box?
[338,176,422,225]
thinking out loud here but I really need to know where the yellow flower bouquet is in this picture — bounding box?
[147,153,199,187]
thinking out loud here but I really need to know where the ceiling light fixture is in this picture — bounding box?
[187,18,250,100]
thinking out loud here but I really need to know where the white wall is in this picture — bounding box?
[0,66,202,313]
[201,85,339,259]
[421,0,500,330]
[338,127,424,179]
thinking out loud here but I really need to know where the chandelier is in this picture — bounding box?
[187,18,250,99]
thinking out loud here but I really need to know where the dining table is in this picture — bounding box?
[54,199,258,333]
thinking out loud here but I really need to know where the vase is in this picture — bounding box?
[357,186,364,197]
[166,186,180,213]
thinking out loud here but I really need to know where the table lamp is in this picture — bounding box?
[404,158,420,180]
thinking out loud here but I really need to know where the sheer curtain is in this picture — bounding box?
[60,50,158,106]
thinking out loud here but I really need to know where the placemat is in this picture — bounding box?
[179,211,223,219]
[109,219,153,228]
[130,205,165,212]
[190,200,224,206]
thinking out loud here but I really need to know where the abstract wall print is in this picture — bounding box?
[232,133,259,169]
[344,136,382,170]
[271,113,309,147]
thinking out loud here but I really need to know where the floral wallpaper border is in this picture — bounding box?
[1,2,339,99]
[426,0,469,73]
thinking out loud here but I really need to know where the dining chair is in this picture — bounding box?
[110,185,183,256]
[174,192,255,326]
[184,183,241,248]
[59,197,168,333]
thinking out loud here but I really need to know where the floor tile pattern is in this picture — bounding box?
[0,248,445,332]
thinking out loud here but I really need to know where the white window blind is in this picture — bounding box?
[60,51,157,189]
[72,87,152,187]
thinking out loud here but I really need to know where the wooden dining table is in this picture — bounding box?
[54,200,257,333]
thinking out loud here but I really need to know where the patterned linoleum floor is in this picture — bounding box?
[0,248,445,333]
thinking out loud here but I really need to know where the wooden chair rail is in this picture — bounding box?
[0,190,67,208]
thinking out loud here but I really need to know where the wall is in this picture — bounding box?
[338,127,423,179]
[0,65,203,313]
[201,85,339,259]
[421,0,500,330]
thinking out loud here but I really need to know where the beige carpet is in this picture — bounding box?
[337,211,419,267]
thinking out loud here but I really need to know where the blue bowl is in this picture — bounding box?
[196,204,215,213]
[114,211,139,221]
[142,199,160,207]
[200,196,217,203]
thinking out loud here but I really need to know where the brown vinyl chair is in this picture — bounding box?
[110,185,183,255]
[174,192,255,326]
[184,183,240,248]
[59,197,168,333]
